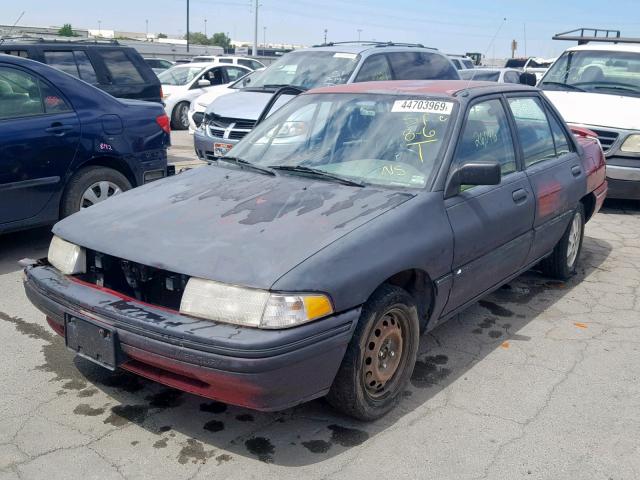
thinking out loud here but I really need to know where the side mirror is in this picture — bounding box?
[445,161,502,198]
[520,72,537,86]
[196,79,211,87]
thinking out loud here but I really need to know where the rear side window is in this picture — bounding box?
[355,54,392,82]
[40,81,73,113]
[0,67,44,119]
[545,107,572,155]
[44,51,78,76]
[99,50,145,84]
[224,66,248,81]
[455,99,517,176]
[44,50,98,84]
[387,52,458,80]
[218,58,233,64]
[508,97,556,167]
[504,71,520,84]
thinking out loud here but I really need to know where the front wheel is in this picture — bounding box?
[327,285,420,421]
[171,102,190,130]
[540,203,585,280]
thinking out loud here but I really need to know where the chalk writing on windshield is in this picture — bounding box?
[402,113,440,162]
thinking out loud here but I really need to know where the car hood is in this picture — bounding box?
[194,86,235,106]
[204,90,296,120]
[53,167,413,289]
[544,90,640,130]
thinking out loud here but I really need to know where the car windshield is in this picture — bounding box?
[247,51,360,90]
[226,93,456,189]
[231,70,262,89]
[158,66,205,85]
[540,50,640,97]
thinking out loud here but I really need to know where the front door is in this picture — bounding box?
[0,65,80,225]
[443,97,535,314]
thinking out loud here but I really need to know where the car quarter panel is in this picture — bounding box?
[271,193,454,322]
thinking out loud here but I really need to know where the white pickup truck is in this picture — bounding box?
[540,33,640,200]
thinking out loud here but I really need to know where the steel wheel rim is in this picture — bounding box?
[180,104,189,128]
[362,308,406,399]
[80,181,122,208]
[566,212,582,267]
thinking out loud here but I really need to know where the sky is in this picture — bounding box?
[5,0,640,58]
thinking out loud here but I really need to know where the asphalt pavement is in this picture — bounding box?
[1,139,639,479]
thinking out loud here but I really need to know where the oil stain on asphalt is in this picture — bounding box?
[411,354,451,388]
[177,438,215,464]
[245,436,275,462]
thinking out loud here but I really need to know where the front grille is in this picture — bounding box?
[209,127,225,137]
[590,129,619,152]
[229,130,249,140]
[208,114,256,130]
[192,111,204,127]
[79,250,189,310]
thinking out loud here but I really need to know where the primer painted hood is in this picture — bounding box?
[544,90,640,130]
[53,167,413,289]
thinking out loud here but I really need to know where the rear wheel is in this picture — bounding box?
[327,285,420,421]
[171,102,190,130]
[61,167,131,217]
[540,203,585,280]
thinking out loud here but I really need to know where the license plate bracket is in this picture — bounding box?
[65,315,119,370]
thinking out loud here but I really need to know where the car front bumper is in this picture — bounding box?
[606,157,640,200]
[24,264,359,411]
[193,128,240,161]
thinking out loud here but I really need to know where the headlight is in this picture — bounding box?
[620,134,640,153]
[48,236,86,275]
[179,277,333,329]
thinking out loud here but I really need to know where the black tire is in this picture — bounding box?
[327,284,420,421]
[171,101,190,130]
[540,203,585,280]
[61,166,131,218]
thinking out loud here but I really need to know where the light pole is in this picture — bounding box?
[98,20,101,36]
[204,18,207,37]
[145,19,148,36]
[323,28,328,45]
[357,29,362,41]
[186,0,190,52]
[263,26,266,47]
[252,0,259,56]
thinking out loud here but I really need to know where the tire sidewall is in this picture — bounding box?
[172,102,190,130]
[565,204,585,274]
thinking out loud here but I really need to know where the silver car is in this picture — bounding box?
[193,42,460,160]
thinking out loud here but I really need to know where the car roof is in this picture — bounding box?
[307,80,536,97]
[297,43,439,55]
[173,62,231,68]
[566,43,640,53]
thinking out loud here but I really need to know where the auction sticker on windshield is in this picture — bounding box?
[392,100,454,115]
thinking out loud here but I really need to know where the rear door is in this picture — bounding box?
[443,96,535,314]
[0,65,80,225]
[504,94,585,264]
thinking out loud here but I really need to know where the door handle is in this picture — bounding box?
[512,188,528,204]
[571,165,582,177]
[45,123,74,136]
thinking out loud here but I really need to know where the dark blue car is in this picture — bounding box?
[0,54,171,234]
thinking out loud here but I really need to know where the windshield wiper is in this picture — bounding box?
[591,85,640,95]
[540,81,585,92]
[269,165,365,187]
[216,156,276,176]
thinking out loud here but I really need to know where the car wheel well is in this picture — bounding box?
[60,157,136,215]
[580,193,596,222]
[382,269,434,332]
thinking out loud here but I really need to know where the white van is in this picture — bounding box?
[540,30,640,199]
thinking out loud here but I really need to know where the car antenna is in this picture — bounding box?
[0,11,25,44]
[464,17,507,91]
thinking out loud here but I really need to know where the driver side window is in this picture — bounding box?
[454,99,517,177]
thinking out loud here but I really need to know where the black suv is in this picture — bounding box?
[0,38,162,103]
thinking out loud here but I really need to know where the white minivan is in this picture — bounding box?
[540,37,640,200]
